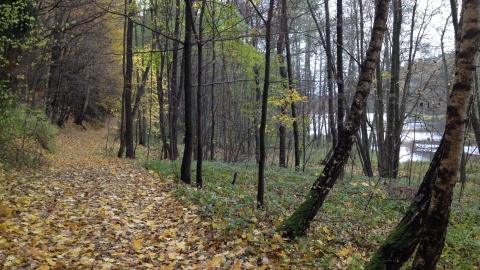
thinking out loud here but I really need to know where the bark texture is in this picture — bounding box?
[277,0,390,238]
[366,0,479,268]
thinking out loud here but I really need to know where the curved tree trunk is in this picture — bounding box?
[366,0,479,268]
[277,0,390,238]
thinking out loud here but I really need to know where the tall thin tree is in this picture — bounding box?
[254,0,275,209]
[180,0,194,184]
[277,0,390,238]
[366,1,479,268]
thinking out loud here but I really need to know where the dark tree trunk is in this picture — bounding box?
[376,44,388,177]
[366,1,479,268]
[385,0,402,178]
[156,53,171,159]
[324,0,338,147]
[257,0,275,210]
[132,64,151,120]
[276,1,288,168]
[253,65,261,164]
[336,0,345,138]
[195,0,206,188]
[169,0,181,160]
[280,0,300,170]
[277,0,390,238]
[210,42,216,161]
[180,0,194,184]
[124,0,135,159]
[410,1,479,267]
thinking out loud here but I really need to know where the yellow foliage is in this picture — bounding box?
[0,203,12,218]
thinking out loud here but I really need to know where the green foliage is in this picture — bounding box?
[0,0,36,43]
[0,103,58,167]
[146,160,480,268]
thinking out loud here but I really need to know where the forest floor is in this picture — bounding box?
[0,121,262,269]
[1,120,479,269]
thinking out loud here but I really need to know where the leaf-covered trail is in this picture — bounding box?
[0,123,244,269]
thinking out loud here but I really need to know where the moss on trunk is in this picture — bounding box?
[277,190,318,238]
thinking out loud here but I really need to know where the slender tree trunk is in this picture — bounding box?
[157,52,171,159]
[276,1,288,168]
[257,0,275,210]
[253,66,261,163]
[375,58,387,176]
[385,0,401,178]
[132,65,151,120]
[124,0,135,159]
[336,0,345,138]
[210,42,216,161]
[277,0,390,238]
[324,0,338,147]
[366,1,479,268]
[281,0,300,170]
[169,0,181,160]
[195,0,206,188]
[180,0,194,184]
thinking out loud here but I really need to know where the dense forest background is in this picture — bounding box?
[3,0,475,171]
[1,0,479,268]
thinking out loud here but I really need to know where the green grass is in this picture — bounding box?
[145,160,480,268]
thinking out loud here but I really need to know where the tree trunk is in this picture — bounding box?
[210,42,216,161]
[385,0,402,178]
[336,0,345,138]
[180,0,194,184]
[410,1,479,267]
[366,1,479,268]
[257,0,275,210]
[277,14,288,168]
[157,53,171,159]
[195,0,206,188]
[132,64,151,120]
[277,0,390,238]
[324,0,338,148]
[124,0,135,159]
[169,0,181,160]
[276,0,288,168]
[282,0,300,170]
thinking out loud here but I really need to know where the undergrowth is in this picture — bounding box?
[145,160,480,268]
[0,104,58,167]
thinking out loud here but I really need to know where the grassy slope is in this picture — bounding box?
[146,160,480,269]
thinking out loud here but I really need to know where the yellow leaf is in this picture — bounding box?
[133,238,143,250]
[361,181,370,187]
[38,265,50,270]
[0,203,12,218]
[111,222,121,230]
[46,258,56,266]
[168,252,177,260]
[337,247,355,257]
[0,222,8,232]
[210,255,226,267]
[191,216,201,224]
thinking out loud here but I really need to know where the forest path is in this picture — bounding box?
[0,121,230,269]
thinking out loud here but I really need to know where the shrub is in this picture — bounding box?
[0,103,58,167]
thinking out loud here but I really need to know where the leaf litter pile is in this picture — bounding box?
[1,122,479,269]
[1,123,255,269]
